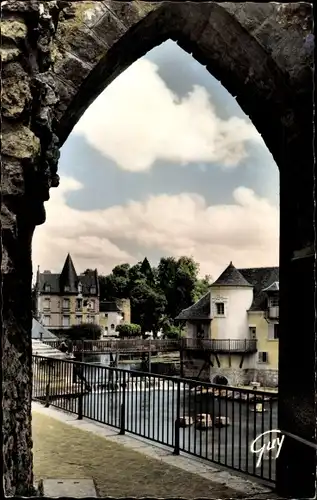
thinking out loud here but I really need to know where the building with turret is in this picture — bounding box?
[176,262,279,388]
[34,254,100,329]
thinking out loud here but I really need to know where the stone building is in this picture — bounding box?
[34,254,100,329]
[177,262,279,387]
[99,298,131,336]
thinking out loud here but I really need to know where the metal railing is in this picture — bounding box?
[32,355,277,484]
[40,338,258,353]
[183,338,258,352]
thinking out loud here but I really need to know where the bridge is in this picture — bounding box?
[41,338,257,354]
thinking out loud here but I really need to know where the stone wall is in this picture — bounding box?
[1,2,64,495]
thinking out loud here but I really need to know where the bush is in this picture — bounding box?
[116,323,141,338]
[163,325,182,340]
[64,323,102,341]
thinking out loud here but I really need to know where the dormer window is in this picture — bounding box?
[44,284,51,292]
[64,286,70,293]
[78,282,82,294]
[90,286,96,294]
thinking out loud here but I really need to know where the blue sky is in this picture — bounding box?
[33,40,279,279]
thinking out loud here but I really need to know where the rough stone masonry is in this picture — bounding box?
[1,1,314,497]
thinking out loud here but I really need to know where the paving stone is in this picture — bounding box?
[43,478,97,497]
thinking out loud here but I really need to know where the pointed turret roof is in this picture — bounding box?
[59,253,78,292]
[211,262,252,287]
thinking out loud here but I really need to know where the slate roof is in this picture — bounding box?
[59,254,78,293]
[37,254,99,296]
[239,267,279,311]
[211,262,252,287]
[32,318,58,340]
[100,301,122,313]
[175,292,210,321]
[175,265,279,320]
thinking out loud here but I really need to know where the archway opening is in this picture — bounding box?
[213,375,229,386]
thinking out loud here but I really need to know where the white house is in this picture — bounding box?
[176,262,279,387]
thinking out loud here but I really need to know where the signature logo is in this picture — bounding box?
[250,429,285,468]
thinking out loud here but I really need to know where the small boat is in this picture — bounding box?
[178,416,194,427]
[214,416,230,427]
[195,413,213,429]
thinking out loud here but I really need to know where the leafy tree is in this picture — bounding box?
[193,274,213,302]
[116,323,141,338]
[158,255,200,320]
[140,257,155,284]
[130,281,166,337]
[163,325,183,339]
[63,323,102,341]
[99,264,130,300]
[98,254,206,334]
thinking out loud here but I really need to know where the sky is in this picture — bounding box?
[32,40,279,280]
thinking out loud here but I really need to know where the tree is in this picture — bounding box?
[130,281,166,337]
[193,274,213,302]
[63,323,102,341]
[158,255,200,320]
[140,257,155,285]
[116,323,141,338]
[163,325,183,339]
[99,263,130,300]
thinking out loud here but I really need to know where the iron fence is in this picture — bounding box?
[40,337,257,353]
[32,355,277,484]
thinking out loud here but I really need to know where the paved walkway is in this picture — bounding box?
[32,402,280,498]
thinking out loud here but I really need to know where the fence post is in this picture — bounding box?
[44,362,51,408]
[173,379,181,455]
[77,365,84,420]
[119,371,126,435]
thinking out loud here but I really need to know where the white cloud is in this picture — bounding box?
[32,176,279,279]
[74,58,263,172]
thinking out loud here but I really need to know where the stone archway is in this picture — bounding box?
[213,375,229,386]
[1,2,314,497]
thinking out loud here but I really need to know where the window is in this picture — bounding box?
[63,298,70,310]
[273,324,279,339]
[216,302,225,316]
[258,351,268,363]
[76,299,82,310]
[110,324,115,330]
[87,315,94,324]
[44,284,51,292]
[76,315,82,325]
[104,313,108,318]
[62,315,70,327]
[43,315,51,326]
[89,300,95,311]
[64,286,70,292]
[78,283,82,293]
[90,286,96,294]
[43,298,50,311]
[269,296,279,307]
[249,327,256,339]
[105,326,108,332]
